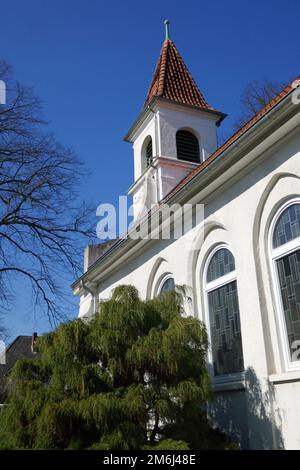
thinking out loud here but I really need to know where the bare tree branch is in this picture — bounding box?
[0,60,95,326]
[234,79,287,130]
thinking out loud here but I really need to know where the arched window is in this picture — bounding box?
[146,137,153,167]
[270,201,300,368]
[204,247,244,377]
[176,130,200,163]
[157,275,175,296]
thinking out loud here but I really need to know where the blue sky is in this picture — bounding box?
[1,0,300,341]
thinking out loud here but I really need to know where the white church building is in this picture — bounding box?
[72,24,300,449]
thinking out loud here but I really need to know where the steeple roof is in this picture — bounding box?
[145,38,214,111]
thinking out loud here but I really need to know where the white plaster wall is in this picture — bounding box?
[131,102,219,181]
[209,389,249,449]
[158,159,198,199]
[84,126,300,449]
[272,381,300,449]
[130,158,198,220]
[78,292,93,318]
[158,103,219,161]
[130,166,158,219]
[132,117,156,180]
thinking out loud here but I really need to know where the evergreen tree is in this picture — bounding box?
[0,286,235,450]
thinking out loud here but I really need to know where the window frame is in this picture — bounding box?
[269,198,300,372]
[203,244,245,383]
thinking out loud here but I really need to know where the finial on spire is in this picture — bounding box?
[164,19,170,40]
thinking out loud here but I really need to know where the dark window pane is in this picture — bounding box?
[273,204,300,248]
[208,280,244,376]
[146,139,153,167]
[159,277,175,295]
[276,249,300,361]
[176,130,200,163]
[207,248,235,283]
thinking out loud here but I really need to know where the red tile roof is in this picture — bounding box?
[145,39,214,110]
[162,78,299,204]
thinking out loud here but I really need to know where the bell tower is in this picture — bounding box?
[124,21,226,219]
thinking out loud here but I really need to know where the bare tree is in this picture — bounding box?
[0,61,95,326]
[234,79,287,130]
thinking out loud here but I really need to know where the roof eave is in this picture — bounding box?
[124,96,226,143]
[153,97,227,125]
[123,97,158,143]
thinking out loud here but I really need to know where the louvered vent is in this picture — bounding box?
[176,130,200,163]
[146,139,153,167]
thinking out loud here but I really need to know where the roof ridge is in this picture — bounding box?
[4,335,33,352]
[157,39,169,96]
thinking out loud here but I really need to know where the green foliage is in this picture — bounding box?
[143,439,190,450]
[0,285,234,450]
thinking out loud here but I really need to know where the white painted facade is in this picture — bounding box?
[73,78,300,449]
[127,99,221,218]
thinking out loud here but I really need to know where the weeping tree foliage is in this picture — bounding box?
[0,285,235,450]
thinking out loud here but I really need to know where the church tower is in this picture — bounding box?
[125,21,225,219]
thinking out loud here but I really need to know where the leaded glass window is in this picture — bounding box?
[205,248,244,377]
[159,276,175,295]
[207,248,235,282]
[273,204,300,248]
[276,250,300,359]
[271,203,300,365]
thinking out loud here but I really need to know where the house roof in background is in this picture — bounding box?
[0,335,38,402]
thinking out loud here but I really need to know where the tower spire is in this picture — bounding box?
[164,19,170,40]
[144,33,214,110]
